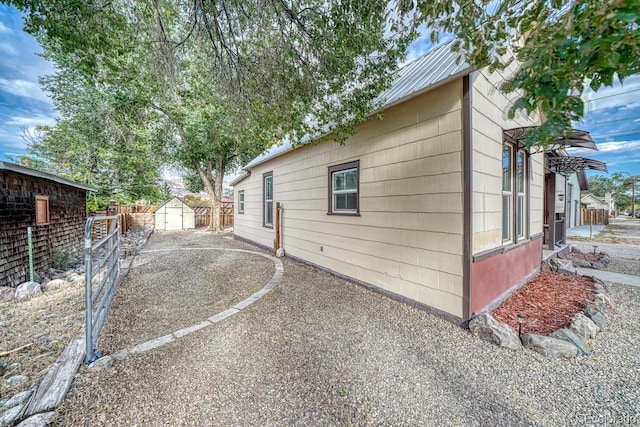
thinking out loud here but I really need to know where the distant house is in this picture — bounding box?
[581,193,612,211]
[231,40,602,323]
[154,197,195,230]
[564,171,589,229]
[0,161,95,287]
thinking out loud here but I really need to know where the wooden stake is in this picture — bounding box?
[0,342,33,357]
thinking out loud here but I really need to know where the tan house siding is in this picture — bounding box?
[234,80,466,317]
[470,68,544,255]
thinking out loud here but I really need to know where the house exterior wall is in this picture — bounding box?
[0,170,87,287]
[234,80,467,318]
[566,173,582,228]
[469,67,544,315]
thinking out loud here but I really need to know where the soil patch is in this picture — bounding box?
[492,272,594,336]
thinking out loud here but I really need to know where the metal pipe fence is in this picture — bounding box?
[85,215,121,364]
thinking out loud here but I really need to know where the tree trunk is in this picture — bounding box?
[214,159,224,232]
[195,159,225,233]
[195,161,217,232]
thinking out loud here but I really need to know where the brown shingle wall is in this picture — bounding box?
[0,170,87,287]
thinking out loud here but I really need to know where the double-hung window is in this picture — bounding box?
[502,142,528,243]
[263,172,273,227]
[238,191,245,214]
[328,160,359,215]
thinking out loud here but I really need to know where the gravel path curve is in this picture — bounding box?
[53,231,640,426]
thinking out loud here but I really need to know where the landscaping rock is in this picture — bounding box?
[570,312,598,340]
[43,279,69,292]
[550,258,574,271]
[570,246,583,254]
[3,390,32,410]
[0,361,6,377]
[586,308,607,330]
[0,405,22,426]
[5,375,29,388]
[594,293,612,305]
[468,313,522,350]
[15,282,42,299]
[0,287,15,302]
[591,261,606,270]
[521,333,579,357]
[550,328,590,356]
[572,259,592,268]
[540,260,552,272]
[16,412,55,427]
[88,355,114,372]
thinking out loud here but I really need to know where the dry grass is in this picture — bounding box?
[0,282,85,400]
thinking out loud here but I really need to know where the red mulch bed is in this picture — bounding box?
[492,272,594,336]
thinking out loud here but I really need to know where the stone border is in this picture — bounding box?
[469,274,613,358]
[95,248,284,365]
[9,246,282,426]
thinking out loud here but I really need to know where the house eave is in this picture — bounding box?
[0,161,97,192]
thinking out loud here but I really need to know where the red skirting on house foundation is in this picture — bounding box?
[471,237,542,315]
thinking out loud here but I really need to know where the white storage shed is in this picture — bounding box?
[155,197,195,231]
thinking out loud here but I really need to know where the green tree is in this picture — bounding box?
[587,173,636,212]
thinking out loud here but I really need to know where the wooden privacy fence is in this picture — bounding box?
[580,208,609,226]
[91,201,233,232]
[193,202,234,228]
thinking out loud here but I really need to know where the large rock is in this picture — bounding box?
[550,258,574,271]
[586,308,607,330]
[550,328,591,355]
[570,312,598,340]
[0,405,22,426]
[572,259,592,268]
[521,333,579,358]
[16,412,55,427]
[0,287,15,302]
[4,375,29,387]
[469,313,522,350]
[2,390,32,410]
[594,293,612,306]
[42,279,69,292]
[15,282,42,299]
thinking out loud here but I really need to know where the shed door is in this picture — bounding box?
[165,206,183,230]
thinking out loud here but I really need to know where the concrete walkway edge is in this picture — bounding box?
[576,267,640,288]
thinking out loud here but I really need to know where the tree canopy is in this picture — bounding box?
[587,172,638,212]
[3,0,639,220]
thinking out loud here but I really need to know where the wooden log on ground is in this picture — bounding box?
[22,334,85,417]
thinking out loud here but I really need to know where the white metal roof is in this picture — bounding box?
[241,39,472,172]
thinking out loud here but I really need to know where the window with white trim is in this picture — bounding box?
[502,142,528,243]
[328,160,359,214]
[238,190,245,214]
[263,173,273,227]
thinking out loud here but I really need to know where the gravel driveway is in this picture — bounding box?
[54,231,640,426]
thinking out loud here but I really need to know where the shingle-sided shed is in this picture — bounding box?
[232,40,547,323]
[155,197,195,230]
[0,161,95,287]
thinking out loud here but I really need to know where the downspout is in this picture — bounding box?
[462,74,473,321]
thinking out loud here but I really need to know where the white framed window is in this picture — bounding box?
[328,160,359,215]
[503,142,528,243]
[238,190,245,214]
[263,172,273,227]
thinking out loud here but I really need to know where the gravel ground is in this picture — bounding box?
[53,231,640,426]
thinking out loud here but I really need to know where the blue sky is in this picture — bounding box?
[1,5,639,179]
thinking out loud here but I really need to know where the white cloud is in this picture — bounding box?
[0,78,53,104]
[0,41,17,56]
[583,75,640,113]
[7,114,57,127]
[0,21,9,33]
